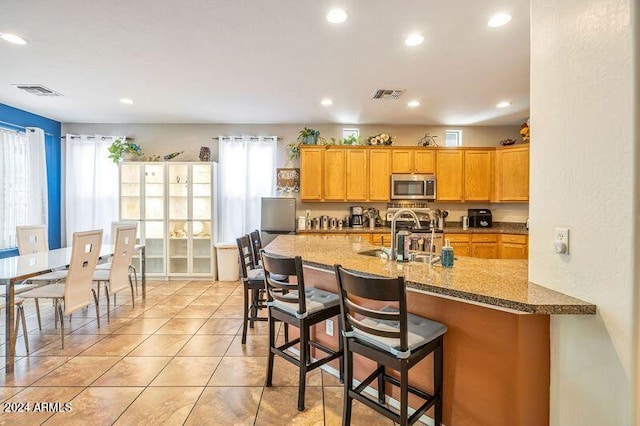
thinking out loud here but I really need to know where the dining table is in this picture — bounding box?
[0,244,146,374]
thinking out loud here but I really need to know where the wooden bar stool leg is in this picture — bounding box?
[377,363,385,404]
[435,338,444,426]
[241,284,250,344]
[342,348,353,426]
[265,314,276,387]
[298,321,308,411]
[284,323,289,342]
[249,289,257,328]
[400,363,409,425]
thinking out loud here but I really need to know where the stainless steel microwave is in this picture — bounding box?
[391,174,436,200]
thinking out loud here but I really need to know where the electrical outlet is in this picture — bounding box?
[325,319,334,337]
[553,227,570,254]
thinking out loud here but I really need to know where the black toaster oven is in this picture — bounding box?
[468,209,492,228]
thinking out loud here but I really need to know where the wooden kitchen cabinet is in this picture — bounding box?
[368,149,391,201]
[370,232,392,247]
[444,233,471,256]
[470,234,499,258]
[495,145,529,202]
[346,149,368,201]
[391,149,435,174]
[436,150,464,201]
[323,148,346,200]
[300,147,324,201]
[499,234,528,259]
[414,150,436,173]
[464,150,493,201]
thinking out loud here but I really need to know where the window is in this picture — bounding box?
[445,130,463,147]
[342,128,360,139]
[218,136,277,243]
[0,127,48,249]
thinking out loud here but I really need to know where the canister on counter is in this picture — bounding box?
[396,230,411,262]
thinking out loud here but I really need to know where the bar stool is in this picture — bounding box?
[334,265,446,426]
[236,235,269,344]
[249,229,262,267]
[262,251,343,411]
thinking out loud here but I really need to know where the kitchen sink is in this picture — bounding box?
[357,249,389,258]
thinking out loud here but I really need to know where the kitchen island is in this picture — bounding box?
[264,235,595,426]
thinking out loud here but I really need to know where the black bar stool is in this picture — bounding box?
[262,250,343,411]
[236,235,268,344]
[334,265,446,426]
[249,229,262,267]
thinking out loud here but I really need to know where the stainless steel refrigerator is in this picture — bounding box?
[260,197,296,246]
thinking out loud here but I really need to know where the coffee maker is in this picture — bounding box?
[350,206,364,228]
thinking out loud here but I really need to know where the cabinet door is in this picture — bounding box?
[300,148,324,201]
[500,243,528,259]
[464,150,492,201]
[368,149,391,201]
[497,146,529,201]
[450,242,471,257]
[346,149,368,201]
[436,150,464,201]
[191,164,213,275]
[391,150,413,173]
[471,242,498,259]
[414,150,435,173]
[324,149,346,200]
[370,233,391,247]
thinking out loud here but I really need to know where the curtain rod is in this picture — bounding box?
[0,120,55,137]
[61,135,134,141]
[212,136,282,140]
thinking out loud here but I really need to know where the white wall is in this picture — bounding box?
[530,0,637,424]
[62,122,527,223]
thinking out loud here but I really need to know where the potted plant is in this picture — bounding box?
[298,127,325,145]
[108,139,142,163]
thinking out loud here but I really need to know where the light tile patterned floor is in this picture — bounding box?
[0,280,398,425]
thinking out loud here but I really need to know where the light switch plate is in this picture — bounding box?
[326,319,334,337]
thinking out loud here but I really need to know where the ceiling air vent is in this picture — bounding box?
[12,84,63,97]
[371,89,405,100]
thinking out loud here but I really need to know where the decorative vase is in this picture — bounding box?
[122,152,137,161]
[199,146,211,162]
[302,135,318,145]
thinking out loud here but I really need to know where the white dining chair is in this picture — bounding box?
[19,230,103,348]
[92,224,137,322]
[0,298,29,354]
[95,221,140,295]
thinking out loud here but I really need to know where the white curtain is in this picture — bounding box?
[218,135,277,243]
[64,134,121,246]
[0,127,48,249]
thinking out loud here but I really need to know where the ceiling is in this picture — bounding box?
[0,0,530,125]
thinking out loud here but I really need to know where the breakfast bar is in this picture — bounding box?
[264,234,595,426]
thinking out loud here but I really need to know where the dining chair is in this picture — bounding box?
[0,298,29,354]
[95,221,140,295]
[16,225,68,330]
[19,230,103,348]
[92,224,137,322]
[262,250,343,411]
[334,265,446,426]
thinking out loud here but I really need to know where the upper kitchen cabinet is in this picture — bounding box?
[435,150,464,201]
[464,150,493,201]
[300,147,324,201]
[323,148,346,200]
[346,148,368,201]
[368,149,391,201]
[495,145,529,202]
[391,148,435,174]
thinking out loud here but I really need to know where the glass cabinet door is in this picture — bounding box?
[120,164,141,220]
[168,164,190,275]
[191,164,213,275]
[143,164,165,275]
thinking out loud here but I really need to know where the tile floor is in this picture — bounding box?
[0,280,401,425]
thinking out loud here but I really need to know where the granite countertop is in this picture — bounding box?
[264,235,594,315]
[297,222,528,235]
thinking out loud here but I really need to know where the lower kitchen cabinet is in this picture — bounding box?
[370,233,392,247]
[499,234,528,259]
[470,242,499,259]
[444,233,471,257]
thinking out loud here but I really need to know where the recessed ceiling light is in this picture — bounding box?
[326,9,348,24]
[404,33,424,47]
[407,100,421,107]
[496,101,511,108]
[0,33,27,45]
[488,13,512,27]
[321,99,333,106]
[120,98,134,104]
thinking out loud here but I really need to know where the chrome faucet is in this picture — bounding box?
[382,208,423,261]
